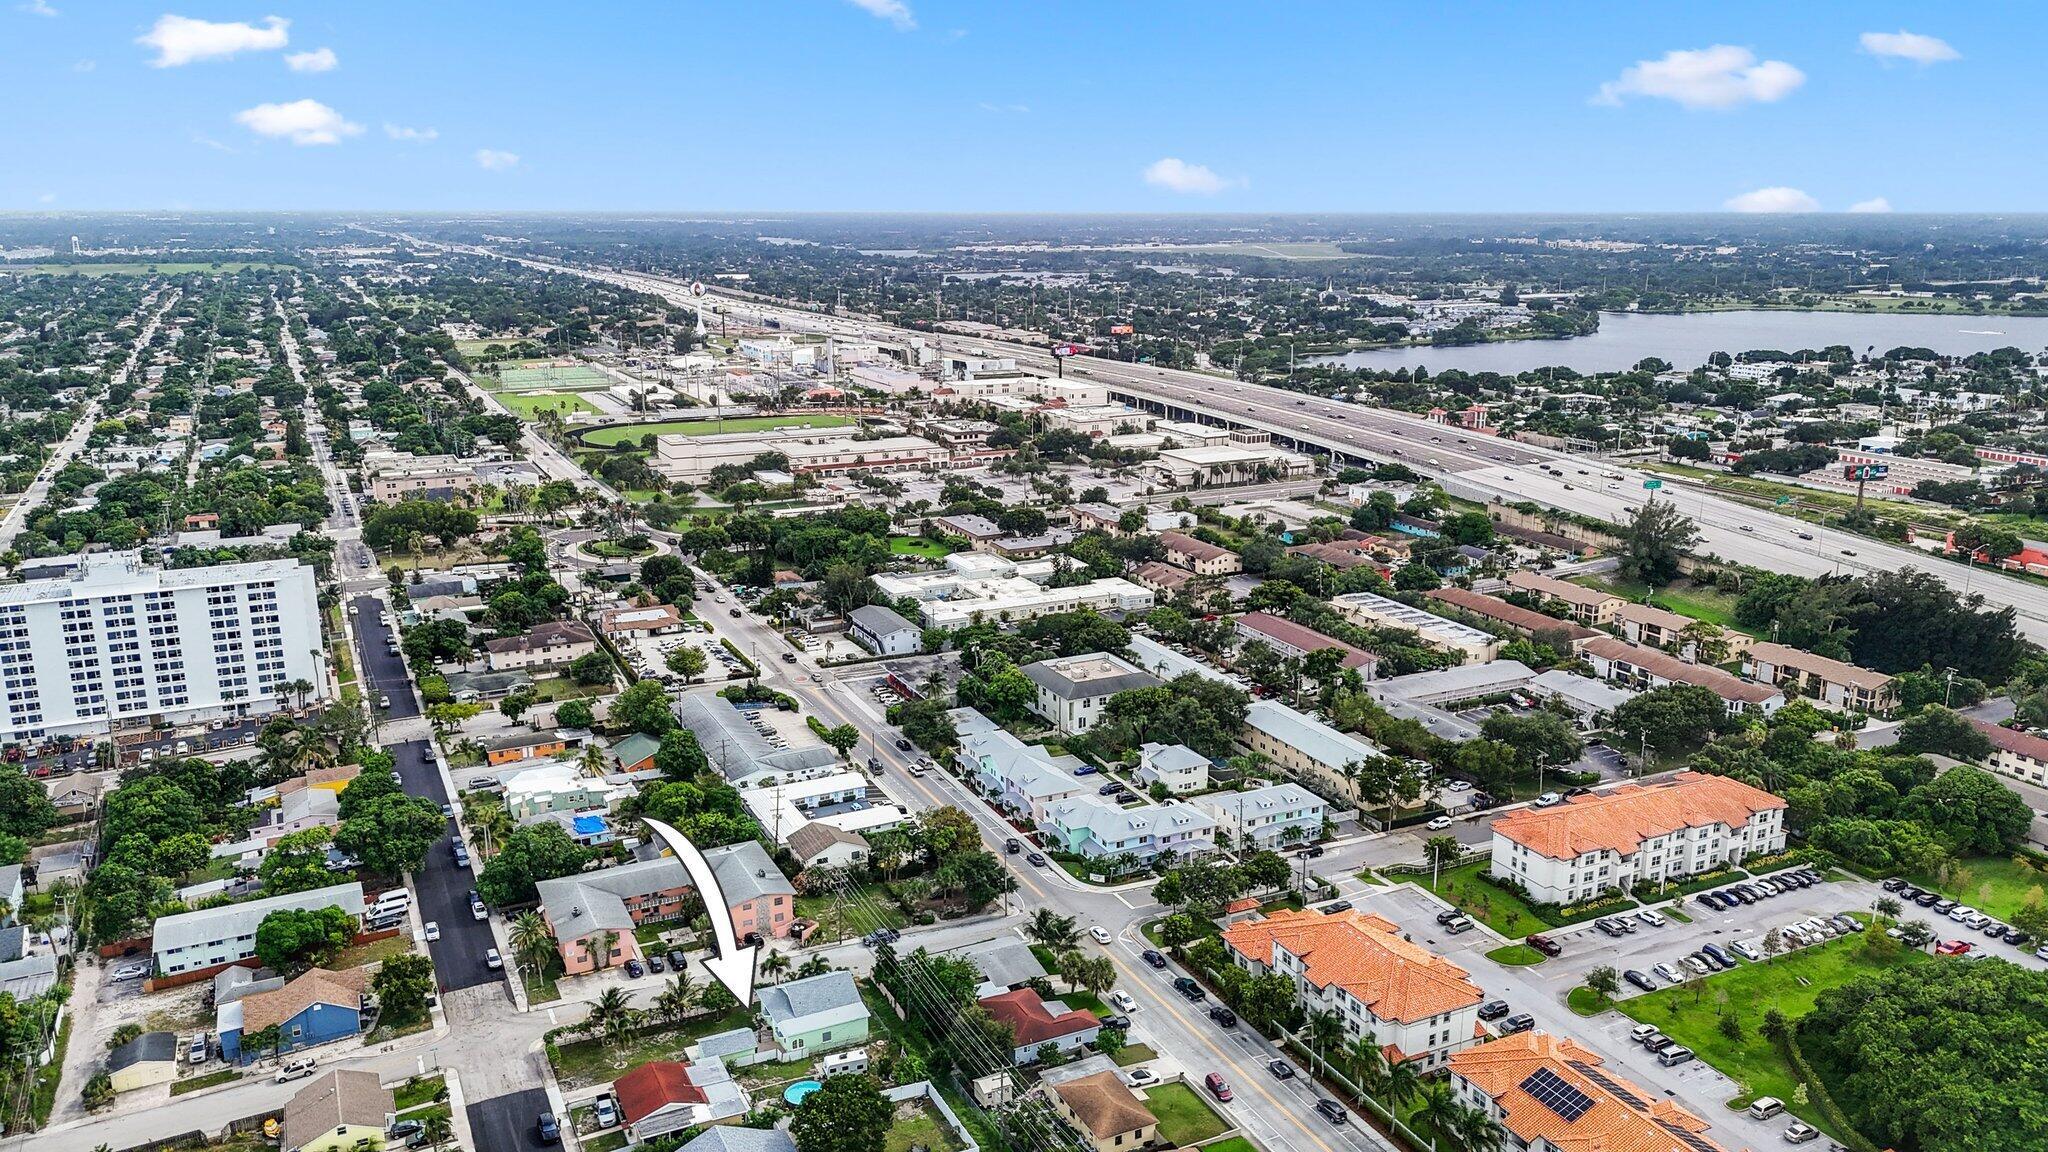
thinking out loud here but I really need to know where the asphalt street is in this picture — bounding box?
[467,1085,557,1152]
[350,594,500,993]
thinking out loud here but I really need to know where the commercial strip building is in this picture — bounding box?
[1739,641,1900,715]
[875,556,1154,630]
[1223,908,1484,1069]
[1580,636,1784,716]
[1329,592,1502,662]
[0,551,326,744]
[1370,661,1536,708]
[1489,772,1787,905]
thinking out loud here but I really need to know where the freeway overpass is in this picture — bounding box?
[390,232,2048,644]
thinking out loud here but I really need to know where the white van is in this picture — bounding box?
[1748,1097,1785,1120]
[1657,1046,1695,1067]
[370,890,411,916]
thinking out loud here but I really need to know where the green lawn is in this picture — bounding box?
[1485,943,1546,967]
[1141,1082,1229,1145]
[1112,1043,1157,1067]
[1573,575,1749,634]
[1618,935,1927,1124]
[549,1008,754,1090]
[794,885,908,944]
[1205,1139,1257,1152]
[1567,987,1609,1016]
[888,536,955,559]
[581,415,852,447]
[393,1074,447,1111]
[1422,860,1551,940]
[498,391,600,419]
[530,675,612,703]
[885,1103,966,1152]
[1903,854,2048,922]
[332,934,414,970]
[170,1068,241,1096]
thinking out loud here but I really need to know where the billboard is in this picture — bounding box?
[1108,323,1135,336]
[1051,343,1088,358]
[1843,463,1889,481]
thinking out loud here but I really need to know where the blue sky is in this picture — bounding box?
[0,3,2028,213]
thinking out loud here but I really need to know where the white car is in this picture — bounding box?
[1426,816,1454,831]
[1126,1067,1159,1086]
[1444,779,1474,793]
[424,921,440,942]
[485,948,503,970]
[1109,989,1137,1012]
[1090,926,1113,945]
[1533,792,1564,807]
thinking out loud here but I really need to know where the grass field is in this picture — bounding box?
[582,414,853,447]
[490,361,614,391]
[1141,1082,1230,1145]
[498,390,600,419]
[1485,943,1546,966]
[1422,860,1551,940]
[456,337,529,357]
[885,1102,967,1152]
[1618,935,1926,1122]
[888,536,955,559]
[1903,853,2048,922]
[1,261,288,276]
[550,1008,753,1090]
[1574,575,1749,633]
[794,884,909,942]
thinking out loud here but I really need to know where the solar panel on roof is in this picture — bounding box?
[1566,1059,1647,1110]
[1519,1067,1594,1123]
[1654,1119,1722,1152]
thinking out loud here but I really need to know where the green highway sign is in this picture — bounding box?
[1642,479,1662,490]
[1776,496,1792,505]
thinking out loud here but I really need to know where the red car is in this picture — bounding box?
[1935,940,1972,957]
[1204,1073,1233,1103]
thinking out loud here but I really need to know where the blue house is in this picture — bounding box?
[218,967,367,1064]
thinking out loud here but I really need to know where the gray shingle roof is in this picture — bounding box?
[152,883,365,957]
[536,858,687,935]
[849,604,918,638]
[755,969,862,1025]
[705,841,795,903]
[682,1128,797,1152]
[1019,653,1159,702]
[106,1031,177,1072]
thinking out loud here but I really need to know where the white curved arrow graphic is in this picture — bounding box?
[643,817,760,1004]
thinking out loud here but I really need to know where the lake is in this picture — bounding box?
[1307,309,2048,375]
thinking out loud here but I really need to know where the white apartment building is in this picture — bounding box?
[1196,782,1327,849]
[1972,718,2048,787]
[1019,653,1161,736]
[0,553,326,744]
[1488,772,1787,905]
[1224,908,1484,1069]
[153,883,366,977]
[1329,592,1502,663]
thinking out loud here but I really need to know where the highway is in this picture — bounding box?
[401,238,2048,643]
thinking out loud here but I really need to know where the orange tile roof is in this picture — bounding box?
[1491,771,1784,861]
[1221,908,1481,1024]
[1448,1032,1726,1152]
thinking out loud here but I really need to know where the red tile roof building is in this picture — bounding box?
[978,988,1102,1065]
[1448,1032,1728,1152]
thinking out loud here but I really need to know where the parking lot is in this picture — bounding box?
[614,625,742,687]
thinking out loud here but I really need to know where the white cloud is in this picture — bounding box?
[977,101,1029,114]
[1848,197,1894,214]
[139,14,288,67]
[233,99,361,146]
[191,132,235,152]
[19,0,58,17]
[1594,45,1804,110]
[846,0,913,30]
[1725,186,1820,213]
[1860,30,1959,65]
[474,148,520,171]
[384,123,438,143]
[1143,157,1237,195]
[284,47,337,73]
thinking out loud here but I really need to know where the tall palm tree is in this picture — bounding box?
[760,951,792,985]
[1450,1106,1506,1152]
[420,1114,454,1152]
[1346,1034,1390,1099]
[1412,1080,1462,1142]
[510,911,557,978]
[1306,1010,1344,1074]
[465,795,512,858]
[1026,909,1080,952]
[586,986,632,1040]
[1382,1058,1423,1112]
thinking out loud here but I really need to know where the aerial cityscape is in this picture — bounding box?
[4,6,2048,1152]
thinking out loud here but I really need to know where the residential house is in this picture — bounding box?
[483,619,600,672]
[538,845,795,976]
[608,732,663,774]
[1234,612,1378,676]
[280,1069,395,1152]
[153,883,366,978]
[501,762,632,821]
[1447,1032,1729,1152]
[1158,532,1242,576]
[848,605,923,656]
[1489,772,1787,905]
[755,970,870,1058]
[939,937,1048,998]
[614,1059,749,1144]
[106,1031,178,1093]
[1223,908,1483,1069]
[1612,602,1693,650]
[1037,797,1216,866]
[1740,642,1900,715]
[1050,1071,1159,1152]
[219,967,367,1063]
[1974,718,2048,786]
[1425,588,1598,651]
[674,1127,796,1152]
[484,728,587,768]
[1504,572,1623,625]
[1581,637,1784,716]
[49,776,105,819]
[1240,699,1387,805]
[787,822,870,872]
[958,725,1090,822]
[1133,742,1209,794]
[1129,562,1196,596]
[598,604,688,636]
[979,987,1101,1065]
[1020,653,1160,736]
[250,788,342,848]
[1196,783,1327,850]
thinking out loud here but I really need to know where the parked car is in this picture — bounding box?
[1026,852,1047,867]
[1444,917,1476,935]
[1204,1073,1233,1102]
[1425,816,1454,831]
[1533,792,1563,807]
[1477,1000,1510,1021]
[1109,990,1137,1013]
[1526,934,1561,957]
[1435,909,1465,926]
[423,921,440,942]
[1209,1005,1237,1027]
[1174,977,1206,1001]
[593,1097,619,1129]
[1623,970,1657,992]
[1126,1067,1159,1086]
[537,1112,561,1143]
[1141,949,1168,969]
[276,1058,318,1083]
[667,949,689,971]
[485,948,503,970]
[1314,1100,1348,1125]
[1702,943,1737,968]
[1634,910,1665,928]
[1499,1014,1536,1035]
[1784,1121,1821,1144]
[1004,838,1022,855]
[1653,963,1683,985]
[647,953,665,973]
[1732,941,1763,962]
[1090,926,1113,945]
[1935,940,1973,956]
[624,958,646,977]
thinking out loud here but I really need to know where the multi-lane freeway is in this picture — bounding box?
[391,236,2048,643]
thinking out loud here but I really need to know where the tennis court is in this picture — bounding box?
[489,360,613,392]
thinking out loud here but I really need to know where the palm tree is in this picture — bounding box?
[1346,1034,1390,1099]
[760,951,792,985]
[420,1114,454,1152]
[654,974,696,1024]
[1450,1106,1506,1152]
[289,677,316,711]
[1412,1080,1462,1142]
[1026,909,1080,952]
[586,986,632,1040]
[1382,1057,1423,1113]
[510,911,557,977]
[465,795,513,858]
[1306,1009,1344,1073]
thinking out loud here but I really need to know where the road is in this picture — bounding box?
[440,243,2048,644]
[0,290,177,553]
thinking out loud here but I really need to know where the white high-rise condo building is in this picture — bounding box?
[0,553,326,743]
